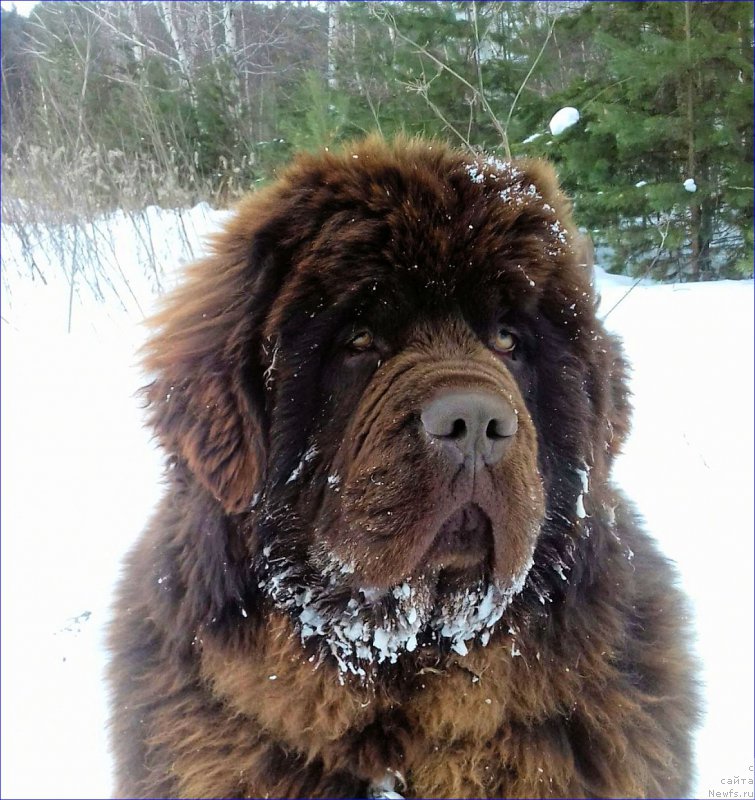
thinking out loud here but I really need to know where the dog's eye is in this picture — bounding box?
[492,327,517,355]
[349,330,374,351]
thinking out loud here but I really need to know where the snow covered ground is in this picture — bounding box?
[1,207,753,798]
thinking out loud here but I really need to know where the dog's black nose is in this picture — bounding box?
[421,390,517,467]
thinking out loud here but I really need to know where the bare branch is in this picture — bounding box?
[503,12,557,153]
[602,220,670,320]
[73,1,184,71]
[470,2,511,157]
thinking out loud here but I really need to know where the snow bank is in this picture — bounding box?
[1,208,752,798]
[0,202,231,334]
[599,277,754,799]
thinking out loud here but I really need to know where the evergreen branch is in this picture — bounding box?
[582,78,634,111]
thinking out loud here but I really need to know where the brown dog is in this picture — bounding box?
[108,137,698,798]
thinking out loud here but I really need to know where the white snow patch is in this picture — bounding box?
[465,157,523,188]
[575,495,587,520]
[369,771,405,799]
[359,587,384,603]
[285,461,304,485]
[683,178,697,192]
[285,444,318,484]
[575,465,590,520]
[465,164,486,184]
[515,264,536,287]
[258,548,535,683]
[263,340,280,389]
[549,107,580,135]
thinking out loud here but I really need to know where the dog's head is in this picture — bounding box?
[143,138,630,678]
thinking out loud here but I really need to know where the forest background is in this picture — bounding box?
[1,0,753,283]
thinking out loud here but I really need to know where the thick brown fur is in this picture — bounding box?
[108,137,699,799]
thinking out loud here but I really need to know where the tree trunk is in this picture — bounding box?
[221,0,243,138]
[684,1,700,281]
[327,3,340,90]
[223,1,237,54]
[156,1,197,109]
[125,2,143,65]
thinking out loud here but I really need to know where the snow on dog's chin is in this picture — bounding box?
[258,547,535,683]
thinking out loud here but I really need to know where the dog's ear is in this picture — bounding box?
[141,221,280,514]
[602,332,632,460]
[578,234,632,464]
[574,231,595,283]
[587,327,632,470]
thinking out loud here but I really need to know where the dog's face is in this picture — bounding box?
[144,140,629,680]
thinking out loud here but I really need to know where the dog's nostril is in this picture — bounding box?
[449,418,467,439]
[485,415,517,440]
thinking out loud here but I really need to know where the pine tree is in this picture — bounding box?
[519,1,753,280]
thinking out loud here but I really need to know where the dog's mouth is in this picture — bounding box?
[425,502,493,576]
[258,500,535,680]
